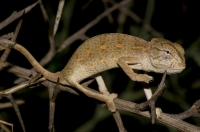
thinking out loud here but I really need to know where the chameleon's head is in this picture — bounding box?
[149,38,185,74]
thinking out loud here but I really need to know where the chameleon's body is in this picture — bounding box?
[62,34,148,82]
[62,33,185,82]
[0,33,186,112]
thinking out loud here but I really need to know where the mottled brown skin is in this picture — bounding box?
[62,34,185,83]
[0,33,186,112]
[62,33,150,82]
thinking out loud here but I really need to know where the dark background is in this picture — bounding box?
[0,0,200,131]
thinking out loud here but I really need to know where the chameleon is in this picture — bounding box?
[0,33,185,113]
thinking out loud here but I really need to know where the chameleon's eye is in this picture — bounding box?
[166,50,170,54]
[162,50,171,60]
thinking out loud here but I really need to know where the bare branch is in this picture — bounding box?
[37,0,56,66]
[1,32,14,40]
[7,95,25,132]
[102,0,114,24]
[0,100,24,109]
[14,0,57,84]
[112,111,127,132]
[0,1,39,30]
[0,120,13,132]
[53,0,65,37]
[165,99,200,120]
[0,78,45,95]
[0,17,23,70]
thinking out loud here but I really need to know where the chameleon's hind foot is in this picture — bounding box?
[105,93,118,112]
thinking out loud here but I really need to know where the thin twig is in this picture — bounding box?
[6,95,25,132]
[14,1,56,84]
[38,0,56,67]
[48,78,60,132]
[47,82,56,132]
[0,120,13,132]
[0,78,45,95]
[11,17,23,42]
[0,1,39,30]
[112,111,127,132]
[165,99,200,120]
[0,18,23,69]
[0,100,24,109]
[1,32,14,40]
[102,0,114,24]
[53,0,65,37]
[0,123,12,132]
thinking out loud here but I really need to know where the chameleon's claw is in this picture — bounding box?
[136,74,153,83]
[106,93,118,112]
[145,75,154,83]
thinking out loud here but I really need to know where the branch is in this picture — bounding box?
[0,100,24,109]
[53,0,65,37]
[0,120,13,132]
[0,17,23,70]
[37,0,56,67]
[0,1,39,30]
[6,95,25,132]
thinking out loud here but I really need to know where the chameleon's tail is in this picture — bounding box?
[13,44,59,82]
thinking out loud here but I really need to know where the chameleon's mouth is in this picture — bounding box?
[167,62,186,74]
[167,67,185,74]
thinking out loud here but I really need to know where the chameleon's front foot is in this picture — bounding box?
[105,93,118,112]
[136,74,153,83]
